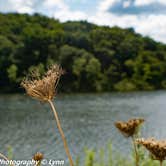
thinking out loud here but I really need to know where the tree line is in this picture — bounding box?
[0,13,166,93]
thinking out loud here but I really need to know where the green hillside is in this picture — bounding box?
[0,13,166,93]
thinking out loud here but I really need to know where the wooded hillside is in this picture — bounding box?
[0,13,166,92]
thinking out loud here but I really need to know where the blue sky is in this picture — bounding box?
[0,0,166,43]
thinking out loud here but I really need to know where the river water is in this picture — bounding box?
[0,91,166,164]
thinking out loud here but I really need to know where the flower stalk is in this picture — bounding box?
[48,100,74,166]
[132,136,139,166]
[21,64,74,166]
[160,161,163,166]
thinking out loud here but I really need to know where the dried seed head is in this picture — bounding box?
[33,152,44,161]
[115,118,144,137]
[136,138,166,162]
[21,64,64,102]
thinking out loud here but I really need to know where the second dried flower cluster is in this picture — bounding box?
[115,118,166,166]
[115,118,144,137]
[136,138,166,162]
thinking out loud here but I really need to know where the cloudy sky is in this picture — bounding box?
[0,0,166,43]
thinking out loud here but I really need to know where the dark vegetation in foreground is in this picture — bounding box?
[0,13,166,93]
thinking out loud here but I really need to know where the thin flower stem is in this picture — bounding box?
[132,136,139,166]
[35,161,41,166]
[48,100,74,166]
[0,152,14,166]
[160,161,163,166]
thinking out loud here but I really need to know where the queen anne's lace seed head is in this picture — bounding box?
[115,118,144,137]
[21,64,64,102]
[136,138,166,162]
[33,152,44,161]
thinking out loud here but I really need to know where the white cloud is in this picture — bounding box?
[87,0,166,43]
[17,6,34,14]
[43,0,68,10]
[88,10,166,43]
[98,0,119,12]
[0,0,87,21]
[123,1,131,8]
[135,0,166,6]
[0,0,34,14]
[89,12,138,28]
[136,15,166,42]
[135,0,155,6]
[54,10,87,21]
[44,0,87,21]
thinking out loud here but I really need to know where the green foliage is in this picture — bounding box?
[81,143,160,166]
[84,149,95,166]
[72,54,103,91]
[7,145,13,160]
[7,64,18,82]
[0,13,166,93]
[114,79,137,92]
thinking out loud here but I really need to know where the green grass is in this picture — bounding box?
[77,143,162,166]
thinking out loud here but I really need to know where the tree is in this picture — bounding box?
[7,64,18,82]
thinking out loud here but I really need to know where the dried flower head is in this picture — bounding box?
[136,138,166,162]
[115,118,144,137]
[21,64,64,102]
[33,152,44,161]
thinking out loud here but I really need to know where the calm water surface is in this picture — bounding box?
[0,91,166,163]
